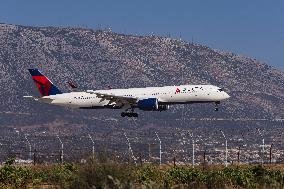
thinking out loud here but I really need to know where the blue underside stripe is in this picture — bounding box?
[48,85,62,95]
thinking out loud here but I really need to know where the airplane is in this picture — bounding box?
[24,69,230,117]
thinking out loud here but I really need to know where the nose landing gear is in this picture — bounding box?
[215,101,220,111]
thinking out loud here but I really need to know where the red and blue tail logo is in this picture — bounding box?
[28,69,62,96]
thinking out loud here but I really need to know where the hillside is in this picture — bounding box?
[0,23,283,127]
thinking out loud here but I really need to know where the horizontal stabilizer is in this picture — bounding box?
[23,96,39,101]
[23,96,54,103]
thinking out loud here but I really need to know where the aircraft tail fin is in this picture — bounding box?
[28,69,62,96]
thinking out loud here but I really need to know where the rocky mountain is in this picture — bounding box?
[0,23,283,127]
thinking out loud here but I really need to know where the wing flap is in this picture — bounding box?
[86,90,138,105]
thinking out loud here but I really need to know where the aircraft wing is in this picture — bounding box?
[86,90,138,105]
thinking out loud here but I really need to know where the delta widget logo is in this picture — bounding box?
[175,87,188,94]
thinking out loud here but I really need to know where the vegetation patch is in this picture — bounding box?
[1,157,284,188]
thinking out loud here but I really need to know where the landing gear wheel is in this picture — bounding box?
[214,101,220,111]
[120,112,138,117]
[121,107,139,117]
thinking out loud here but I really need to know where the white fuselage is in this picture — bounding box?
[40,85,230,109]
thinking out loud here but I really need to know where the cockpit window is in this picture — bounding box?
[218,88,224,92]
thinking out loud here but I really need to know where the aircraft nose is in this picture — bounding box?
[223,92,230,99]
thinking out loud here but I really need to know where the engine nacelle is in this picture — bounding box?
[137,98,169,111]
[137,98,158,111]
[156,104,169,111]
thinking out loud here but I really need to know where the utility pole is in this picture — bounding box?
[24,134,32,160]
[203,149,206,170]
[155,132,162,165]
[88,134,95,160]
[188,132,195,167]
[192,139,195,167]
[57,135,64,164]
[220,130,228,167]
[33,149,37,166]
[270,144,273,164]
[262,138,265,164]
[139,153,143,166]
[257,129,265,165]
[240,132,246,163]
[237,146,241,165]
[148,143,151,158]
[124,132,137,165]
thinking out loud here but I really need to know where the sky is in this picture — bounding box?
[0,0,283,70]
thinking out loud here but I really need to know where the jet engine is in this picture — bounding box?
[137,98,169,111]
[137,98,158,111]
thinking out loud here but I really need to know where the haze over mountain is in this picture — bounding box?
[0,23,283,127]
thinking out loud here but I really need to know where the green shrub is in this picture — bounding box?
[137,165,163,183]
[67,160,136,188]
[0,164,33,187]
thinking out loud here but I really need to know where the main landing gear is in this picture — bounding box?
[215,101,220,111]
[121,112,138,117]
[121,108,138,117]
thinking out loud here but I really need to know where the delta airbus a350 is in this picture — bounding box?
[24,69,230,117]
